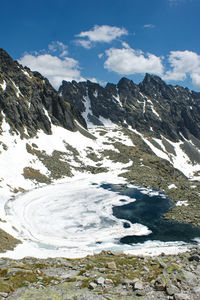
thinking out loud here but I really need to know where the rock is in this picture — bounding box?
[88,282,97,290]
[134,280,144,290]
[136,289,146,296]
[174,292,190,300]
[122,278,133,287]
[154,276,167,291]
[104,278,113,285]
[166,283,179,296]
[60,72,200,143]
[191,286,200,297]
[182,270,198,286]
[188,254,200,262]
[76,295,106,300]
[0,292,8,298]
[0,49,84,139]
[96,277,105,285]
[107,261,117,270]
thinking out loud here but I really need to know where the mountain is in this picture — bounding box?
[59,75,200,142]
[0,48,86,138]
[0,49,200,257]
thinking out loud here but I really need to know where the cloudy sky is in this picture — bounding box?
[1,0,200,90]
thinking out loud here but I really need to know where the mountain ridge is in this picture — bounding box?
[59,73,200,143]
[0,48,86,138]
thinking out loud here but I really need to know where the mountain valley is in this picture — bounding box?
[0,48,200,299]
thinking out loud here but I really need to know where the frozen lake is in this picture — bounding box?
[1,174,200,258]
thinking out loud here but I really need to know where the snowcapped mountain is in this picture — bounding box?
[1,48,200,257]
[59,72,200,180]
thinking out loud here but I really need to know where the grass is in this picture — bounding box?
[23,167,51,184]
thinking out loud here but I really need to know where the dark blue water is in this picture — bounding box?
[101,183,200,245]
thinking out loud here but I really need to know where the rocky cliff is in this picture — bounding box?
[0,48,85,138]
[59,75,200,143]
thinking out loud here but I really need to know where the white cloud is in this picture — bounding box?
[18,54,84,89]
[191,73,200,87]
[48,41,68,57]
[168,0,190,7]
[104,47,163,76]
[75,39,92,49]
[98,53,104,59]
[121,41,131,49]
[163,50,200,87]
[87,77,107,86]
[76,25,128,48]
[143,24,155,29]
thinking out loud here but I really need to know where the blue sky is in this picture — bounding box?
[1,0,200,91]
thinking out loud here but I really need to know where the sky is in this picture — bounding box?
[1,0,200,91]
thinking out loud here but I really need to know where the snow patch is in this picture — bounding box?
[128,127,200,180]
[113,94,123,107]
[0,80,6,91]
[168,184,177,189]
[22,69,32,79]
[10,80,23,98]
[93,90,98,97]
[176,201,189,206]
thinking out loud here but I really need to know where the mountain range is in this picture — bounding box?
[0,48,200,255]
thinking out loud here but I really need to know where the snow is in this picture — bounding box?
[143,101,146,114]
[170,140,200,180]
[98,116,115,127]
[139,93,161,120]
[130,128,169,161]
[0,173,195,259]
[124,241,189,256]
[146,99,161,120]
[0,116,134,199]
[0,174,157,259]
[81,89,114,128]
[0,117,200,259]
[43,108,51,123]
[82,88,94,127]
[113,94,123,107]
[22,69,32,78]
[93,90,98,97]
[10,79,23,98]
[0,80,6,91]
[130,127,200,180]
[176,201,189,207]
[168,184,177,189]
[0,172,194,259]
[0,117,50,195]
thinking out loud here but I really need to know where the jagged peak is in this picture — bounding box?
[0,48,19,73]
[140,73,166,86]
[117,77,136,90]
[0,48,11,59]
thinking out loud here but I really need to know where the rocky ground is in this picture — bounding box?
[0,248,199,299]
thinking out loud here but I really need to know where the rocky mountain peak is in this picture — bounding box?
[0,48,20,73]
[59,74,200,143]
[139,73,173,100]
[0,49,86,137]
[117,77,136,90]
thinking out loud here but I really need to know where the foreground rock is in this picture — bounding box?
[0,248,198,299]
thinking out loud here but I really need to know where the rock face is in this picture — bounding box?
[0,48,85,137]
[59,75,200,142]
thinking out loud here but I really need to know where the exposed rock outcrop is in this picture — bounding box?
[59,74,200,142]
[0,48,85,137]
